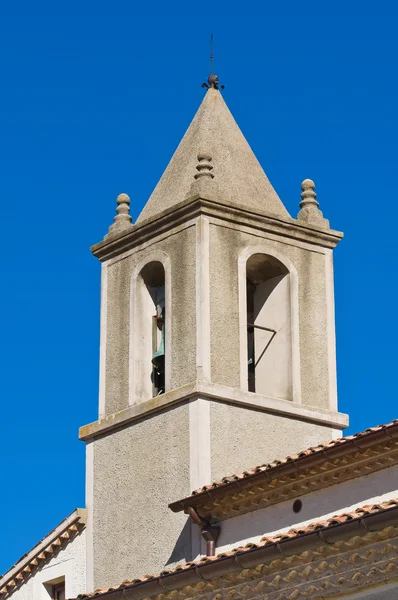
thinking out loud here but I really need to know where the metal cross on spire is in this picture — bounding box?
[202,34,224,91]
[210,33,214,73]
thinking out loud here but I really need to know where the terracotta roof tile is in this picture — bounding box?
[77,499,398,599]
[169,419,398,507]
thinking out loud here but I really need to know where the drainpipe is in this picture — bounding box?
[186,507,220,557]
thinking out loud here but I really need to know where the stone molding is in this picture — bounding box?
[91,196,344,262]
[79,381,348,442]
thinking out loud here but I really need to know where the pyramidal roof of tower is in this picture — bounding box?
[136,87,290,223]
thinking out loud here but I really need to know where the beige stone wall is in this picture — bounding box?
[90,211,343,588]
[208,222,333,410]
[103,224,197,416]
[209,224,241,389]
[90,397,334,588]
[92,404,192,588]
[101,216,337,416]
[103,258,131,415]
[210,401,333,481]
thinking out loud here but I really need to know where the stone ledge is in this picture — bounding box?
[79,382,349,441]
[91,196,343,262]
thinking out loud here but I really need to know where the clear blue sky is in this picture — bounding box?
[1,0,397,575]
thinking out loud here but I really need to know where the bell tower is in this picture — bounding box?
[80,84,348,590]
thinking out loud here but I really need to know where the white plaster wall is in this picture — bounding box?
[132,272,159,402]
[210,401,334,482]
[215,465,398,554]
[343,583,398,599]
[254,274,292,400]
[7,529,86,600]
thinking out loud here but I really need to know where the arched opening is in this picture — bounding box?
[246,253,292,400]
[134,261,166,401]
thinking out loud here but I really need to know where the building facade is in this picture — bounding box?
[1,81,397,600]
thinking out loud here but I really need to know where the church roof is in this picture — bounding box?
[136,88,290,223]
[169,419,398,522]
[0,509,86,599]
[74,498,398,600]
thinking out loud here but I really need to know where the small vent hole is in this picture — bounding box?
[293,499,302,513]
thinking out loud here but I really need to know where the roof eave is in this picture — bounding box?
[0,509,86,597]
[169,421,398,515]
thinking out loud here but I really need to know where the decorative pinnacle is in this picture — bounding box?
[300,179,318,206]
[105,193,134,239]
[194,151,214,180]
[297,179,329,228]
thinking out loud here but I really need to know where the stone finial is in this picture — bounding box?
[194,152,214,180]
[297,179,329,228]
[105,193,134,239]
[189,151,218,197]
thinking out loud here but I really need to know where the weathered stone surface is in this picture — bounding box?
[137,88,290,222]
[105,193,134,239]
[297,179,330,228]
[85,85,345,590]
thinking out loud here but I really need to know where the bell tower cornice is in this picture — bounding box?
[91,195,343,263]
[79,379,348,442]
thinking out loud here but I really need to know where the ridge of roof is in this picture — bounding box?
[0,509,86,598]
[75,499,398,600]
[169,418,398,513]
[136,88,290,223]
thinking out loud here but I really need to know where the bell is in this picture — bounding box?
[152,327,165,370]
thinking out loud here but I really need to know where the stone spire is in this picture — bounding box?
[297,179,329,228]
[136,88,290,222]
[105,193,134,239]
